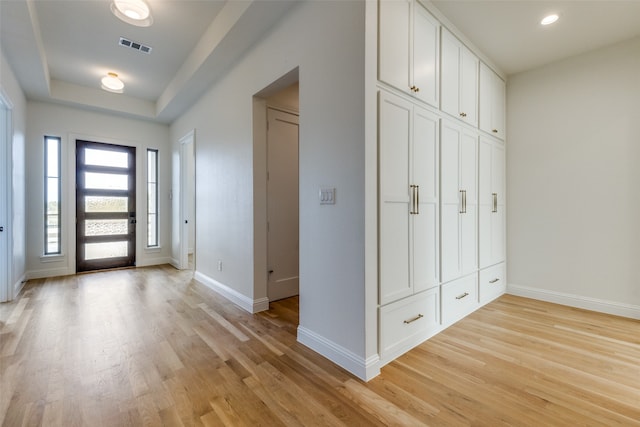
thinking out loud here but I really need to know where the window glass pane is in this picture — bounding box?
[46,215,59,253]
[85,149,128,168]
[147,183,157,214]
[148,214,157,247]
[47,139,59,177]
[85,219,128,236]
[85,241,128,260]
[85,172,128,190]
[46,178,59,214]
[85,196,128,212]
[147,151,157,182]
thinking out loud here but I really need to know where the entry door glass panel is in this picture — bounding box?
[76,140,136,272]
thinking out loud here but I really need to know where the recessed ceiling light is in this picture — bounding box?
[541,14,559,26]
[101,73,124,93]
[111,0,153,27]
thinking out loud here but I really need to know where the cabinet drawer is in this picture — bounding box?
[479,263,506,304]
[380,288,439,361]
[441,274,478,326]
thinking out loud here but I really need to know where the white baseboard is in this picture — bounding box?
[13,273,27,298]
[169,258,180,270]
[508,283,640,320]
[297,326,380,381]
[27,267,74,280]
[193,270,268,314]
[136,257,172,267]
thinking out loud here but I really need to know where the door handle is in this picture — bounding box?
[0,226,3,232]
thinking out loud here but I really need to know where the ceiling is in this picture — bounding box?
[0,0,296,123]
[430,0,640,76]
[2,1,640,123]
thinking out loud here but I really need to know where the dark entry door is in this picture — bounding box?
[76,140,136,272]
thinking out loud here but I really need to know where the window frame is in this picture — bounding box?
[44,136,62,255]
[147,148,159,248]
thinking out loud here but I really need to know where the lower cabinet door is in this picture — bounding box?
[441,273,478,326]
[379,287,439,363]
[479,262,506,304]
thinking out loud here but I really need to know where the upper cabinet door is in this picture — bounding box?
[479,62,506,139]
[412,4,440,107]
[440,29,459,119]
[379,0,440,108]
[440,28,478,127]
[459,46,479,127]
[379,0,411,96]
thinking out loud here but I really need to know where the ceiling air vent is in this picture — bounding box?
[119,37,152,54]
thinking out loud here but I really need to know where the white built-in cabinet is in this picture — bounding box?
[479,63,506,139]
[378,90,439,305]
[440,119,478,283]
[479,135,505,269]
[377,0,506,365]
[441,28,479,127]
[378,0,440,108]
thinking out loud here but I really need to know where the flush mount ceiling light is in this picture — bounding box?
[540,14,559,26]
[101,72,124,93]
[111,0,153,27]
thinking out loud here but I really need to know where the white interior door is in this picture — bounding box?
[0,102,9,301]
[267,108,299,301]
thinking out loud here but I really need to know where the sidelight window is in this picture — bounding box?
[44,136,62,255]
[147,149,158,247]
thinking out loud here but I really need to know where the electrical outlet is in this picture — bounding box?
[217,260,222,271]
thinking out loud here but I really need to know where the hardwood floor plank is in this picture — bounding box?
[2,267,639,426]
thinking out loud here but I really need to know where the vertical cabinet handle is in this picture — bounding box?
[459,190,467,214]
[409,185,417,215]
[492,193,498,213]
[463,190,467,213]
[415,185,419,215]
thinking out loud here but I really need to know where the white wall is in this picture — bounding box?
[171,1,370,377]
[507,36,640,317]
[0,49,28,298]
[25,102,172,278]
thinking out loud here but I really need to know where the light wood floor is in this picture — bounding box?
[1,265,639,426]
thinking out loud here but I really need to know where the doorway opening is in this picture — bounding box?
[253,69,300,316]
[76,140,136,272]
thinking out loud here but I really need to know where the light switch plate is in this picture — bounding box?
[319,187,336,205]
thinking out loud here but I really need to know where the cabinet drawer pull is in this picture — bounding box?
[489,278,500,284]
[459,112,467,118]
[455,292,469,300]
[403,314,424,324]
